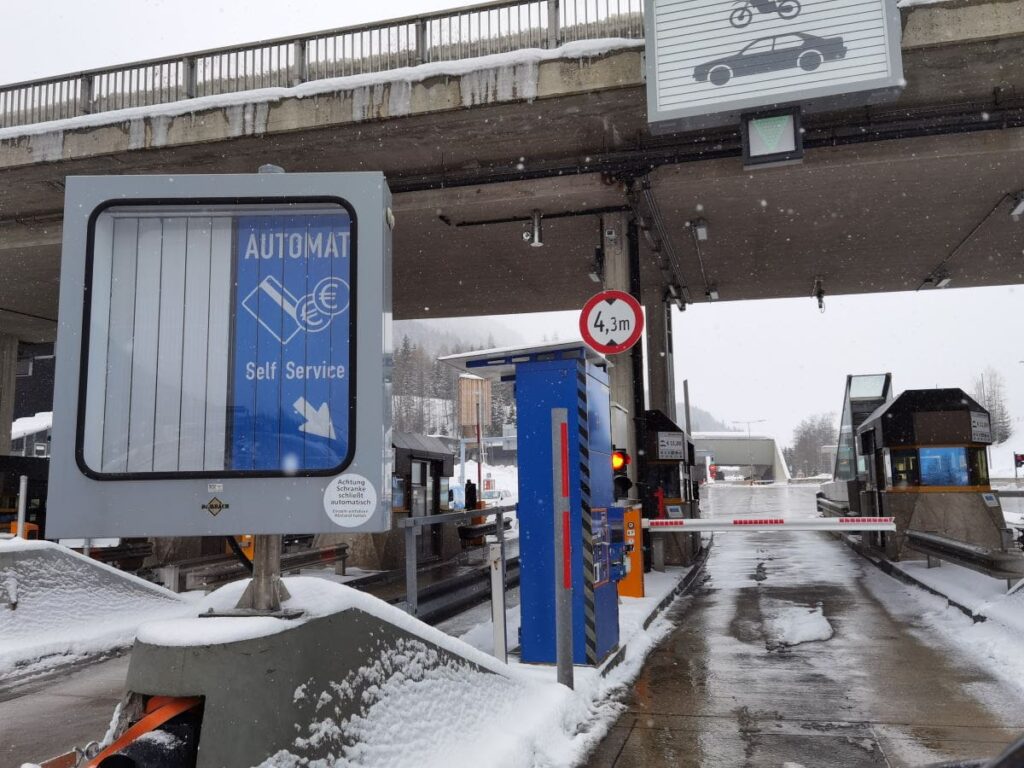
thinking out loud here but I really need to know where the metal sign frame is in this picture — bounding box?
[645,0,905,132]
[48,173,393,538]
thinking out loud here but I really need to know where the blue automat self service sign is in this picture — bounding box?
[231,213,354,471]
[51,173,392,538]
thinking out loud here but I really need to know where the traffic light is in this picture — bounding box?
[612,446,632,500]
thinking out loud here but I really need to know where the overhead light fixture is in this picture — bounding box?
[588,246,605,283]
[692,218,709,242]
[706,285,720,302]
[936,275,952,288]
[1011,193,1024,222]
[525,209,544,248]
[741,107,804,169]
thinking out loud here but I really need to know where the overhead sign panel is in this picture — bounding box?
[49,174,393,538]
[646,0,904,131]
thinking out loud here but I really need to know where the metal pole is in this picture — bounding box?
[15,474,27,538]
[476,394,484,507]
[405,524,418,615]
[489,542,507,662]
[459,438,466,487]
[748,422,753,482]
[235,534,290,612]
[551,408,573,689]
[683,380,692,435]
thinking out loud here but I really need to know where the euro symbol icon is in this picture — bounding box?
[313,277,349,316]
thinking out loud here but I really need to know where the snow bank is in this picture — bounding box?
[763,600,834,648]
[10,411,52,440]
[865,565,1024,699]
[148,565,696,768]
[0,538,190,680]
[140,577,514,678]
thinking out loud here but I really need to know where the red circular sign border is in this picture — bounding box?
[578,290,645,355]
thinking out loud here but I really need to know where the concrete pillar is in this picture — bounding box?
[0,335,17,455]
[644,299,677,423]
[601,213,639,496]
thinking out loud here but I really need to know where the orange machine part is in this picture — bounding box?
[617,506,645,599]
[85,696,202,768]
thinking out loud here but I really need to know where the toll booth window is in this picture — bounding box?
[890,449,919,487]
[967,447,989,486]
[918,447,969,487]
[80,201,355,478]
[849,375,888,399]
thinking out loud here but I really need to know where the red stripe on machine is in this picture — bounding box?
[562,510,572,588]
[560,423,569,499]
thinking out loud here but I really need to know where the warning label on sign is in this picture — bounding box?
[324,473,378,528]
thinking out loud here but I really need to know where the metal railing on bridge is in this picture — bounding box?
[0,0,645,130]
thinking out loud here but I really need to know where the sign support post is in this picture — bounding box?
[236,534,291,613]
[15,475,27,539]
[552,408,573,689]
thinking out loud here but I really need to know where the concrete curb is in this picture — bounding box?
[838,533,985,623]
[599,536,714,678]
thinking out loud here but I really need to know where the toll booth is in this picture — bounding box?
[440,342,621,666]
[856,388,1024,578]
[640,410,701,566]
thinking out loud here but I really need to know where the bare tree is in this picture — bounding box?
[786,413,839,477]
[974,367,1013,443]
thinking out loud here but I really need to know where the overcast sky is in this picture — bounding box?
[2,1,460,82]
[4,3,1022,448]
[479,284,1024,447]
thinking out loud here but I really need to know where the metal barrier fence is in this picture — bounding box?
[0,0,645,130]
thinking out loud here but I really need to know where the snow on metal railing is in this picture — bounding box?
[0,0,645,130]
[644,517,898,532]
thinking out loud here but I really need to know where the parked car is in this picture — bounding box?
[481,488,513,507]
[694,32,847,87]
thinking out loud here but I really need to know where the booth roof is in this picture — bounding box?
[393,431,457,459]
[857,388,986,435]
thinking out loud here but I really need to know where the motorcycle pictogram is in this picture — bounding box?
[729,0,802,28]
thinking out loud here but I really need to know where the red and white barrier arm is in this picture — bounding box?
[643,517,896,533]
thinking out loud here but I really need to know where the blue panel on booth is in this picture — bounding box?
[515,348,619,666]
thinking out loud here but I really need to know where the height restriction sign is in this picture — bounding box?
[579,290,644,355]
[48,173,393,538]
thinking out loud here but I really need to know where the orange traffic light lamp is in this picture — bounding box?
[612,449,631,472]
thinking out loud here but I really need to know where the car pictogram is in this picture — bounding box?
[693,32,847,87]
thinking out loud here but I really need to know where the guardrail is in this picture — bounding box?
[0,0,645,131]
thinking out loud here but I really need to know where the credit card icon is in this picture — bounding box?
[242,276,302,344]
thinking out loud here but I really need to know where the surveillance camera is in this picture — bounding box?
[522,231,533,243]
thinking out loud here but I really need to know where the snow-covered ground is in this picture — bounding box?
[989,440,1022,481]
[0,537,196,683]
[131,568,694,768]
[455,460,519,508]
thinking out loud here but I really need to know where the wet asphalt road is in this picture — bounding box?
[588,484,1024,768]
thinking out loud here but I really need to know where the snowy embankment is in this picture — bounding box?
[0,537,193,681]
[866,560,1024,699]
[132,567,694,768]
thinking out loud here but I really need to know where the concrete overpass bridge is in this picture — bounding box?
[1,0,1023,452]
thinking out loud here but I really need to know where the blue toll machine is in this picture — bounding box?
[442,343,621,666]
